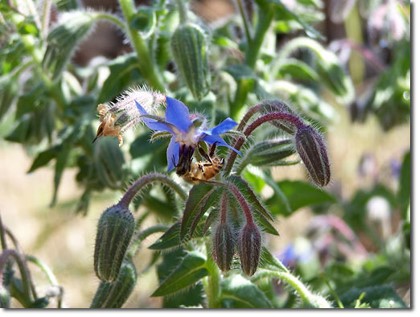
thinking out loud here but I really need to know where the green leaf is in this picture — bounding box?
[180,184,221,241]
[50,144,71,206]
[245,139,296,167]
[259,247,288,272]
[221,275,272,308]
[149,222,181,250]
[27,146,60,173]
[256,0,324,40]
[278,59,320,82]
[266,180,336,216]
[151,251,208,297]
[131,6,157,36]
[398,150,410,215]
[98,53,143,103]
[0,76,18,120]
[340,285,407,308]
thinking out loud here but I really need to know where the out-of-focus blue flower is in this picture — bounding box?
[136,96,240,171]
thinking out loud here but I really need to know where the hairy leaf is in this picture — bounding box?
[152,251,208,297]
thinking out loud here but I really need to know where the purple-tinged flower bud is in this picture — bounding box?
[94,204,135,282]
[238,222,261,276]
[212,222,235,272]
[295,125,331,187]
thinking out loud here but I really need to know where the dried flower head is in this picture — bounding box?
[93,87,166,146]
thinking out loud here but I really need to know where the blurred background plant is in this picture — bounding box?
[0,0,410,309]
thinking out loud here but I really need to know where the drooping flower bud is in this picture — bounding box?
[238,222,262,276]
[90,258,137,308]
[171,23,210,100]
[295,125,331,186]
[94,204,135,282]
[212,222,235,272]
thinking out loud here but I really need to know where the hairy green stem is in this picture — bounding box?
[175,0,188,24]
[128,224,168,258]
[95,12,126,30]
[118,0,165,91]
[236,0,252,46]
[204,241,221,308]
[252,269,330,308]
[245,6,274,68]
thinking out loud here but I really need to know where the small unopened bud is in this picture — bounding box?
[90,259,137,308]
[295,125,331,186]
[94,204,135,282]
[0,285,10,308]
[212,222,235,272]
[238,222,261,276]
[171,23,210,100]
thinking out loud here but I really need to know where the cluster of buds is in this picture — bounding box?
[211,183,264,276]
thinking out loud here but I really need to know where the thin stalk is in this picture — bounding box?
[252,269,331,308]
[224,112,304,175]
[229,80,251,121]
[128,224,168,257]
[244,6,274,68]
[118,0,165,91]
[25,255,63,308]
[40,0,52,39]
[204,241,221,308]
[175,0,188,24]
[236,0,252,46]
[95,12,126,30]
[0,250,36,305]
[119,172,187,207]
[228,184,253,224]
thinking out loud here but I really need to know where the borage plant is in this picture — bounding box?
[91,88,331,308]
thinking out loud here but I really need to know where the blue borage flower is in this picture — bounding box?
[135,96,240,171]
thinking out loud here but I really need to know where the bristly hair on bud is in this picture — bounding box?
[238,222,262,276]
[212,222,236,272]
[294,124,331,187]
[94,203,135,282]
[93,86,166,146]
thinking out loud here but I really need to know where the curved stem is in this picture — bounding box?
[252,269,330,308]
[119,172,187,207]
[128,224,168,257]
[228,184,253,224]
[224,112,304,175]
[0,214,7,250]
[94,12,126,30]
[0,250,36,305]
[118,0,165,91]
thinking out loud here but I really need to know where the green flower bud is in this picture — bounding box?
[171,23,210,100]
[238,222,261,276]
[295,125,331,186]
[90,259,137,308]
[212,222,235,272]
[94,204,135,282]
[0,285,10,308]
[93,137,125,189]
